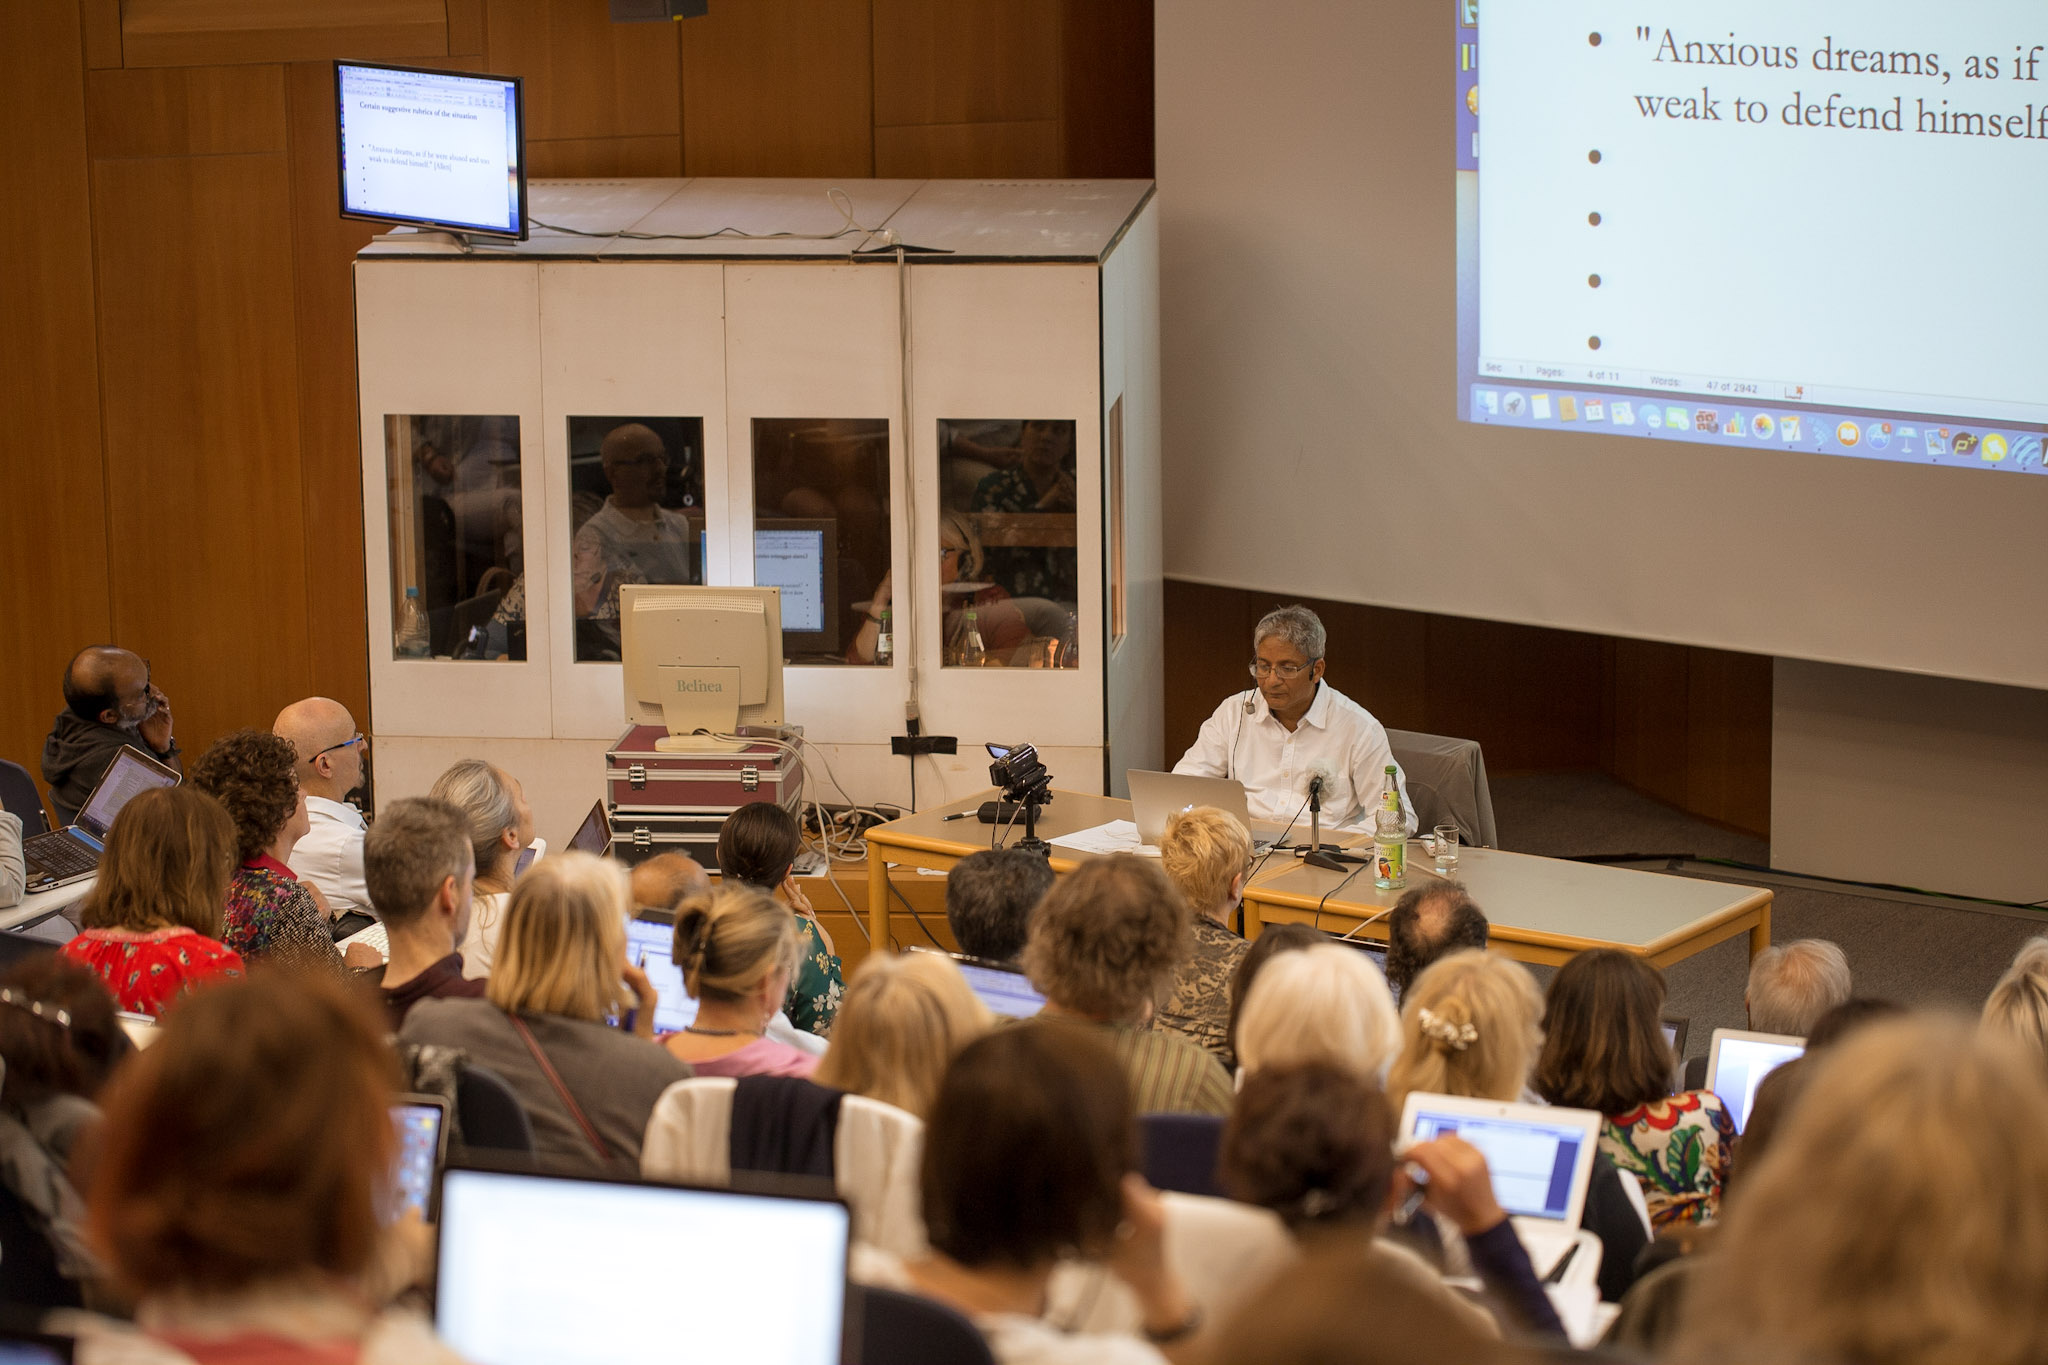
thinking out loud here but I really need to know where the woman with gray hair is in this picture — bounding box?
[1983,937,2048,1072]
[1170,604,1414,833]
[428,758,534,980]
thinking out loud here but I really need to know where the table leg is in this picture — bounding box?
[1242,896,1265,939]
[868,844,891,951]
[1748,898,1773,960]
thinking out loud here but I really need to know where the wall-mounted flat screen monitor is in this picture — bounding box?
[336,61,527,239]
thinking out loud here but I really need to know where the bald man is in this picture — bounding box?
[274,697,370,916]
[42,646,179,827]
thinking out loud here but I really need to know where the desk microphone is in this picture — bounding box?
[1301,765,1346,872]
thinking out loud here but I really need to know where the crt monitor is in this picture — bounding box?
[335,61,527,239]
[620,584,784,752]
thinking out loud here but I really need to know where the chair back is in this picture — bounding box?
[0,761,50,838]
[1139,1112,1226,1198]
[1384,729,1498,849]
[851,1285,995,1365]
[456,1063,534,1154]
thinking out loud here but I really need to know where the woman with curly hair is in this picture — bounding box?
[189,730,378,976]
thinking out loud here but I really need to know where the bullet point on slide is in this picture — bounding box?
[1588,212,1602,226]
[1588,337,1602,350]
[1588,150,1602,164]
[1589,274,1602,288]
[1589,32,1602,46]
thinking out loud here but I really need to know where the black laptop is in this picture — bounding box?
[22,747,180,892]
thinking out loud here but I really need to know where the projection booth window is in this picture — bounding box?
[937,419,1079,669]
[385,414,524,662]
[565,416,707,663]
[754,418,890,666]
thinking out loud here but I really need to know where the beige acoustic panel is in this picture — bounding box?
[119,0,448,68]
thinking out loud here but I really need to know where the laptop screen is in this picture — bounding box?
[78,747,179,838]
[626,915,698,1035]
[1710,1035,1805,1132]
[567,799,610,855]
[952,956,1046,1019]
[1407,1107,1590,1222]
[437,1167,849,1365]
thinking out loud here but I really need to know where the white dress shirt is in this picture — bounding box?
[287,795,370,916]
[1174,682,1415,835]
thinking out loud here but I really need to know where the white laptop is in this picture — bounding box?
[1705,1028,1805,1133]
[1125,770,1283,851]
[437,1166,850,1365]
[909,947,1047,1019]
[1398,1091,1604,1277]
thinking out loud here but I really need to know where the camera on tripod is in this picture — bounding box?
[986,742,1053,856]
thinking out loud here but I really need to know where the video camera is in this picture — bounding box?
[986,742,1053,856]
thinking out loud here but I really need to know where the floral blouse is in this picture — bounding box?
[786,913,843,1038]
[1601,1089,1736,1231]
[222,856,348,979]
[60,926,244,1016]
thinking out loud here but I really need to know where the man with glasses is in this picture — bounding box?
[42,646,180,827]
[1172,605,1413,834]
[274,697,371,918]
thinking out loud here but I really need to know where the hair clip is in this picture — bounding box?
[1418,1006,1477,1052]
[0,988,73,1031]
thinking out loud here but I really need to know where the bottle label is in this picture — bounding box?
[1375,839,1405,887]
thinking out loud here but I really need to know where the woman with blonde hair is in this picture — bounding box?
[1385,949,1543,1114]
[661,883,816,1079]
[1235,942,1402,1082]
[816,951,992,1117]
[1675,1016,2048,1365]
[1982,936,2048,1070]
[1154,806,1253,1067]
[401,852,683,1173]
[428,757,534,980]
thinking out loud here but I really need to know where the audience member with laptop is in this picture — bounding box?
[40,646,180,830]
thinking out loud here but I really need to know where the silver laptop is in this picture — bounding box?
[1399,1092,1603,1278]
[1126,769,1281,850]
[1705,1028,1805,1132]
[22,747,181,892]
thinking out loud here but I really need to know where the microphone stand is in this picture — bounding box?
[1303,782,1347,872]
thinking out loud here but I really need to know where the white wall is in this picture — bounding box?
[1155,0,2048,691]
[1773,660,2048,904]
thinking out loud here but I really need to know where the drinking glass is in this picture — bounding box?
[1431,823,1460,874]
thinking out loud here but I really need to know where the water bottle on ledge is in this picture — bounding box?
[396,586,431,658]
[959,610,986,667]
[875,605,894,666]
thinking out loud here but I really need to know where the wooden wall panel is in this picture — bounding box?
[875,120,1059,178]
[87,65,286,159]
[1164,581,1773,836]
[484,0,680,142]
[1057,0,1151,177]
[446,0,487,58]
[120,0,448,68]
[679,0,874,177]
[82,0,123,68]
[92,147,315,752]
[286,61,380,732]
[527,134,684,179]
[872,0,1061,127]
[0,3,112,787]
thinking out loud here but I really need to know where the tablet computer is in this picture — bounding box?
[1705,1028,1805,1132]
[389,1095,450,1222]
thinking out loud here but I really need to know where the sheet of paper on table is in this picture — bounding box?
[1047,820,1146,856]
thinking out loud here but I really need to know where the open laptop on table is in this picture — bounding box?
[565,797,610,856]
[1126,770,1288,854]
[909,946,1046,1019]
[436,1164,850,1365]
[22,747,181,893]
[1705,1028,1805,1132]
[1399,1091,1604,1278]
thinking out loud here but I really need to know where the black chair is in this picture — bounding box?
[456,1064,534,1154]
[1139,1112,1227,1198]
[0,761,49,838]
[0,933,58,974]
[851,1284,995,1365]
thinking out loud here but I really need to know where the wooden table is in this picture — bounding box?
[1241,843,1773,967]
[865,789,1772,965]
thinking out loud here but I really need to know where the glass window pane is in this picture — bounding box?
[385,414,524,661]
[937,419,1079,669]
[567,417,706,663]
[754,418,891,665]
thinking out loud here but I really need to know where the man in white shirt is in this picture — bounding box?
[1173,605,1414,835]
[273,696,371,917]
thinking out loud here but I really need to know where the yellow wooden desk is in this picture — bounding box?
[863,787,1131,947]
[1240,841,1773,967]
[866,794,1770,965]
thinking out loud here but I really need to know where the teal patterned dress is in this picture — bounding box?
[1600,1090,1736,1231]
[786,913,843,1038]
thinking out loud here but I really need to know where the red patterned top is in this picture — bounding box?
[60,926,246,1017]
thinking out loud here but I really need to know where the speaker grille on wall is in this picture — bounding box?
[609,0,708,18]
